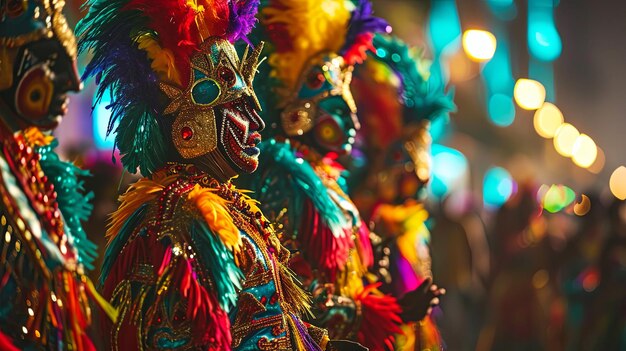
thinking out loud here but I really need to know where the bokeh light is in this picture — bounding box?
[571,134,597,168]
[488,94,516,127]
[573,194,591,216]
[553,123,579,157]
[587,147,606,174]
[533,102,563,138]
[514,78,546,110]
[542,184,576,213]
[609,166,626,200]
[462,30,497,61]
[430,144,468,199]
[93,88,115,150]
[527,0,562,62]
[483,167,514,208]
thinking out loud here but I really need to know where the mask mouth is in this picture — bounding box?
[217,97,264,170]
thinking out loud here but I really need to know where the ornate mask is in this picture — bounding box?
[377,120,432,203]
[160,38,265,176]
[0,0,80,130]
[279,53,359,154]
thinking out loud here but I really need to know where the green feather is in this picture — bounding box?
[240,139,348,237]
[190,220,243,312]
[99,204,148,286]
[37,139,96,270]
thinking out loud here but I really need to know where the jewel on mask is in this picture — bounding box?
[181,126,193,141]
[218,66,236,87]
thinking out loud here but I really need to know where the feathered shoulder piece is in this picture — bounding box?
[77,0,260,175]
[370,34,456,125]
[260,0,389,96]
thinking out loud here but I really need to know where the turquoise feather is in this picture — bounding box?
[242,139,348,237]
[190,220,243,312]
[99,204,148,286]
[37,140,97,270]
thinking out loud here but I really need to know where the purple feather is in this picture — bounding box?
[227,0,261,43]
[340,0,390,54]
[290,313,323,351]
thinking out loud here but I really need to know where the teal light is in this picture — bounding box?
[482,26,516,126]
[430,114,450,143]
[528,0,562,62]
[93,88,115,150]
[529,58,555,102]
[483,167,514,208]
[488,93,515,127]
[428,0,462,56]
[429,144,468,199]
[486,0,517,21]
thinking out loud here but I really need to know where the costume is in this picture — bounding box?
[0,0,112,349]
[78,0,334,350]
[349,34,455,350]
[239,1,405,350]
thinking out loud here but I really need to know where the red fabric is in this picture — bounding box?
[102,235,232,350]
[0,331,19,351]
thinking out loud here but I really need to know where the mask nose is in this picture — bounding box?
[245,97,265,132]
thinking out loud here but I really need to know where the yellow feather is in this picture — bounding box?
[106,172,178,245]
[136,34,182,86]
[262,0,351,94]
[187,185,242,252]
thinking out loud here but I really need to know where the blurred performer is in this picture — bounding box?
[76,0,356,350]
[0,0,113,349]
[349,34,455,350]
[239,1,435,350]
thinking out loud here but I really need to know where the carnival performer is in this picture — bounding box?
[0,0,114,349]
[77,0,365,350]
[238,1,438,350]
[349,34,456,350]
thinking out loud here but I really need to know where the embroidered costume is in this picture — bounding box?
[239,1,407,350]
[78,0,332,350]
[0,0,112,349]
[350,34,456,350]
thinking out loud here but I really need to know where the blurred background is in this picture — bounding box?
[59,1,626,350]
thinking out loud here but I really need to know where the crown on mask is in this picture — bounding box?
[260,0,390,101]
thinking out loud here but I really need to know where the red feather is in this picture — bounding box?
[355,283,403,351]
[124,0,230,86]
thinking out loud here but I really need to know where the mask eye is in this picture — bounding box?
[306,68,326,90]
[191,78,221,106]
[218,66,236,88]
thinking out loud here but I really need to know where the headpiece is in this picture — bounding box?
[0,0,76,89]
[352,34,456,187]
[77,0,263,176]
[256,0,390,138]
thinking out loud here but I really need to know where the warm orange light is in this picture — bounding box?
[571,134,597,168]
[587,147,605,174]
[533,103,564,138]
[553,123,579,157]
[574,194,591,216]
[514,79,546,110]
[609,166,626,200]
[462,30,497,61]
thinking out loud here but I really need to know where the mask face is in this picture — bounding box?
[378,122,432,203]
[280,54,359,154]
[0,0,80,130]
[160,38,265,175]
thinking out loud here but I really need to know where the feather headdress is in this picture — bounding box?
[77,0,260,175]
[352,34,456,151]
[259,0,390,100]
